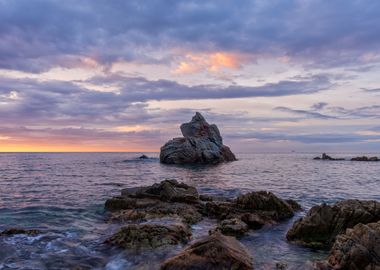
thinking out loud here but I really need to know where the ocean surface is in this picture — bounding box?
[0,152,379,270]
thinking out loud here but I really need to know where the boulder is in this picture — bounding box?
[160,232,253,270]
[160,112,236,164]
[286,199,380,249]
[105,223,191,249]
[327,221,380,270]
[139,154,149,159]
[213,218,249,236]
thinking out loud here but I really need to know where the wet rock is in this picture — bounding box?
[236,191,296,220]
[122,179,199,203]
[326,221,380,270]
[213,218,249,236]
[314,153,345,161]
[105,223,191,249]
[276,262,288,269]
[139,154,149,159]
[160,232,253,270]
[287,199,380,249]
[160,112,236,164]
[105,180,202,225]
[0,228,42,236]
[351,156,379,161]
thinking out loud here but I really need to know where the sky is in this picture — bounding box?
[0,0,380,152]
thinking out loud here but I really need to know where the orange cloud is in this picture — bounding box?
[173,52,247,74]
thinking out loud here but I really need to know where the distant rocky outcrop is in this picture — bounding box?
[286,199,380,249]
[313,153,345,161]
[160,112,236,164]
[351,156,379,161]
[160,232,253,270]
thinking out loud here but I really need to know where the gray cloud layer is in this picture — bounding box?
[1,0,380,72]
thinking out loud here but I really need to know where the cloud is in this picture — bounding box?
[274,106,337,120]
[1,1,380,72]
[361,87,380,93]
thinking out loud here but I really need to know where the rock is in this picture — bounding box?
[105,180,300,234]
[326,221,380,270]
[236,191,296,220]
[160,112,236,164]
[286,199,380,249]
[160,232,253,270]
[125,179,200,203]
[351,156,379,161]
[105,180,202,225]
[314,153,345,161]
[213,218,249,236]
[105,223,191,249]
[0,228,42,236]
[139,154,149,159]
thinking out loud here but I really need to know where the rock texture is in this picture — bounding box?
[105,223,191,249]
[286,199,380,249]
[160,232,253,270]
[327,221,380,270]
[160,112,236,164]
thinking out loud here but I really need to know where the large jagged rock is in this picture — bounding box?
[314,221,380,270]
[105,223,191,249]
[160,112,236,164]
[327,221,380,270]
[160,232,253,270]
[286,199,380,249]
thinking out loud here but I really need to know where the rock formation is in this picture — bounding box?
[160,232,253,270]
[286,199,380,249]
[105,223,191,249]
[315,221,380,270]
[351,156,379,161]
[160,112,236,164]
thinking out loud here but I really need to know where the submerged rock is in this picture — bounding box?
[0,228,42,236]
[105,223,191,249]
[160,232,253,270]
[286,199,380,249]
[160,112,236,164]
[351,156,379,161]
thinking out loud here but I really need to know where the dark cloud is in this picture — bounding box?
[361,87,380,93]
[1,0,380,72]
[311,102,328,110]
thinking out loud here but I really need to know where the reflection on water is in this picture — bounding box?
[0,152,379,269]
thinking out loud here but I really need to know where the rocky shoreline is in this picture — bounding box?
[102,179,380,269]
[314,153,379,161]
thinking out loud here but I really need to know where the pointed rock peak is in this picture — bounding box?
[192,112,206,122]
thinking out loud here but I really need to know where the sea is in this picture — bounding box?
[0,152,379,270]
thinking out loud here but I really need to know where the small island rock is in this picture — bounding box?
[160,112,236,164]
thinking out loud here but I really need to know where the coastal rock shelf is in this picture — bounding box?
[287,199,380,249]
[104,179,301,268]
[159,112,236,164]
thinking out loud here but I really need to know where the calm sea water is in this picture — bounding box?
[0,152,379,270]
